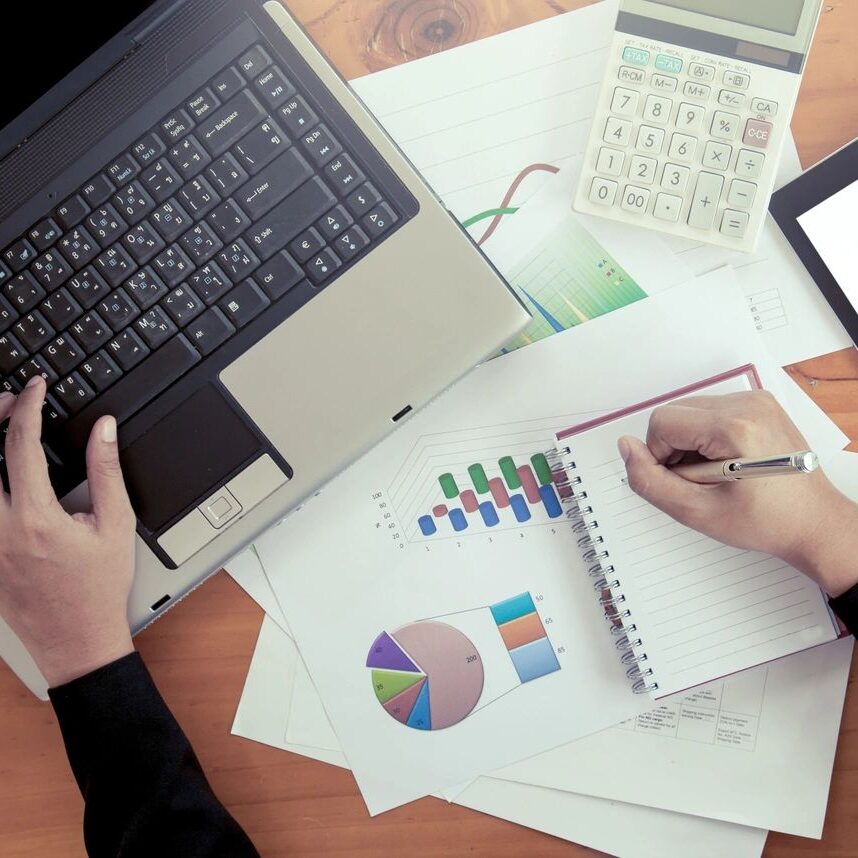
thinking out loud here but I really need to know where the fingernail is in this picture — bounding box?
[25,375,44,389]
[617,437,632,464]
[100,416,117,443]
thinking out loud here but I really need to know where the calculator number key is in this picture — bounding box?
[676,103,705,132]
[642,95,672,125]
[589,177,618,206]
[661,163,691,194]
[621,185,651,215]
[610,87,639,117]
[711,111,740,141]
[628,155,657,186]
[702,141,733,171]
[603,117,632,147]
[596,147,625,177]
[635,125,665,154]
[668,133,697,163]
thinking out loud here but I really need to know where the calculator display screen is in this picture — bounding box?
[648,0,806,36]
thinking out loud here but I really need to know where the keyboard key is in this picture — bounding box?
[217,239,259,280]
[711,111,740,141]
[131,133,165,167]
[55,195,90,230]
[655,54,682,74]
[683,81,711,100]
[596,147,625,177]
[610,87,640,117]
[5,271,45,312]
[107,154,140,187]
[32,251,71,289]
[280,96,318,137]
[324,155,365,196]
[628,155,657,186]
[305,249,341,285]
[141,160,181,203]
[254,251,303,300]
[58,226,99,269]
[219,279,270,328]
[4,238,36,272]
[29,218,61,251]
[622,47,649,66]
[70,311,112,352]
[162,284,204,326]
[95,245,136,288]
[642,94,672,124]
[661,163,691,194]
[299,125,342,167]
[237,45,272,79]
[188,263,232,305]
[723,71,750,90]
[98,288,139,329]
[675,102,705,132]
[81,174,116,207]
[0,333,25,374]
[178,176,220,218]
[667,133,696,162]
[362,203,397,238]
[180,222,223,264]
[688,172,724,230]
[168,135,212,181]
[124,267,169,310]
[206,154,247,196]
[720,209,750,239]
[236,149,313,221]
[67,268,110,310]
[728,179,757,209]
[105,329,150,372]
[345,183,381,219]
[603,117,632,147]
[751,98,778,117]
[186,307,235,356]
[0,295,18,331]
[290,228,325,263]
[151,199,191,242]
[689,62,715,82]
[702,140,732,171]
[79,351,121,393]
[719,89,746,109]
[123,221,166,265]
[0,262,11,290]
[254,67,295,110]
[207,200,250,243]
[651,74,677,93]
[620,185,651,215]
[134,306,178,350]
[617,66,645,85]
[43,334,84,376]
[317,206,353,242]
[333,226,369,262]
[13,311,55,352]
[635,125,665,154]
[210,67,244,102]
[736,149,765,179]
[743,118,773,149]
[161,109,195,143]
[152,245,194,288]
[40,288,81,330]
[186,87,221,120]
[87,205,128,246]
[197,90,266,157]
[113,181,155,225]
[232,118,289,174]
[653,192,683,222]
[16,356,57,387]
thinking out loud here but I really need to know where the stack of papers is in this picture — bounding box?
[225,3,855,856]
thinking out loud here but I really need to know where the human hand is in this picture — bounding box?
[618,390,858,597]
[0,377,136,688]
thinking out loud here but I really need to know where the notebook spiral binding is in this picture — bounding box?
[547,447,658,694]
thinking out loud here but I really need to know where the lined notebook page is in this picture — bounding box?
[564,375,839,697]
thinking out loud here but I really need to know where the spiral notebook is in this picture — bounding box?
[553,365,844,699]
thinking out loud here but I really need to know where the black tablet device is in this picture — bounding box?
[770,139,858,345]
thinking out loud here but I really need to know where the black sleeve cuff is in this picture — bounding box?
[829,583,858,638]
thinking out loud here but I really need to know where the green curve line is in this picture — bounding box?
[461,206,519,229]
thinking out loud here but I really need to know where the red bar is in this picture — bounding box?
[433,504,448,518]
[489,477,511,509]
[517,465,541,504]
[461,490,479,513]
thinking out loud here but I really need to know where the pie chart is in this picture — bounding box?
[367,621,485,731]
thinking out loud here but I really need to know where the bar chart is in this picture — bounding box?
[491,593,561,683]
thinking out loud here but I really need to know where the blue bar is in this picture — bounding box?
[479,501,500,527]
[449,509,468,532]
[539,484,563,519]
[509,636,561,683]
[418,516,437,536]
[490,592,536,626]
[510,494,531,523]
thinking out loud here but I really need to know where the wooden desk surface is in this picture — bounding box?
[1,2,857,856]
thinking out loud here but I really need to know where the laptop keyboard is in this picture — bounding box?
[0,43,405,493]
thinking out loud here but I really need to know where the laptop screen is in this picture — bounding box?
[2,1,157,133]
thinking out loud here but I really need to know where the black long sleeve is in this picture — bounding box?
[49,653,259,858]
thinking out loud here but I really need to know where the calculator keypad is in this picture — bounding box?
[575,34,794,251]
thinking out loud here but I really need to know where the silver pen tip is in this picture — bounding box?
[794,451,819,473]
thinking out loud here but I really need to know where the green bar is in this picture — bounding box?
[468,463,490,494]
[531,453,553,486]
[439,473,460,499]
[499,456,522,490]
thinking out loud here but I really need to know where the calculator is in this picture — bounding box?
[574,0,824,252]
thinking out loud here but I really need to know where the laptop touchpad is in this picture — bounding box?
[120,385,262,534]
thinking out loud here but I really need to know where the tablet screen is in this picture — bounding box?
[797,180,858,305]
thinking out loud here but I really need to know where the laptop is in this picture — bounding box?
[0,0,530,695]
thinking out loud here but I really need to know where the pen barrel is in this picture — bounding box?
[670,452,818,484]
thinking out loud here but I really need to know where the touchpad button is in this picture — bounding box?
[120,385,261,534]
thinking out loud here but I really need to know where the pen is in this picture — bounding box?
[669,451,819,484]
